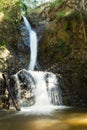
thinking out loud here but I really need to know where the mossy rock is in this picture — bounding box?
[57,29,70,43]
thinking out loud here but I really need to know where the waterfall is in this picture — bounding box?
[23,16,37,70]
[10,16,63,112]
[12,69,63,111]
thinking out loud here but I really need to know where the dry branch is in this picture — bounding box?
[2,74,21,111]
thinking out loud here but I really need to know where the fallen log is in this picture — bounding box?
[2,74,21,111]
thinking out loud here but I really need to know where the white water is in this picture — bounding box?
[23,16,37,70]
[29,71,51,106]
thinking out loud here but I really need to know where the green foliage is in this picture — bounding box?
[56,10,66,19]
[50,2,55,8]
[63,22,69,31]
[0,40,8,48]
[50,0,67,8]
[55,0,66,7]
[22,2,28,15]
[21,0,39,15]
[0,0,21,23]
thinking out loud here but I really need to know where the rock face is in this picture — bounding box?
[10,69,36,107]
[36,5,87,106]
[18,23,30,49]
[0,1,31,109]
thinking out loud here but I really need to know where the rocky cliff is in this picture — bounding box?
[36,2,87,106]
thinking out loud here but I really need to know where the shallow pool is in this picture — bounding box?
[0,107,87,130]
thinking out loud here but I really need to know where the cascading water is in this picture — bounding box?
[29,71,51,106]
[12,69,63,113]
[10,16,63,113]
[23,16,37,70]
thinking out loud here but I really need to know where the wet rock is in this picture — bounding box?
[18,23,30,54]
[10,69,36,107]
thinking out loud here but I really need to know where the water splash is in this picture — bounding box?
[29,71,51,106]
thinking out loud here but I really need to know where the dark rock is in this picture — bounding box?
[17,23,30,54]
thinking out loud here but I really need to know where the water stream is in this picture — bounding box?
[23,16,37,70]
